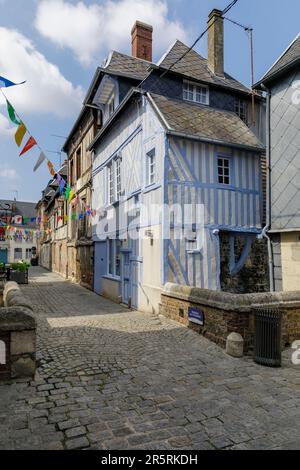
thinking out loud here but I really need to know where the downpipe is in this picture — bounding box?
[260,83,275,292]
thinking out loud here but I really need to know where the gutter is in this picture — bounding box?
[260,83,275,292]
[165,129,265,154]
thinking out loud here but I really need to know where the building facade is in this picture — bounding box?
[89,10,266,313]
[62,93,102,289]
[36,166,68,275]
[0,200,37,264]
[255,33,300,291]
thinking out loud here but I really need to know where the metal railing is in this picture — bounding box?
[254,307,282,367]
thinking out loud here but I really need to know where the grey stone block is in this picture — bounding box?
[11,331,36,355]
[226,333,244,358]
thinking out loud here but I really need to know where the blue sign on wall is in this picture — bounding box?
[188,307,205,326]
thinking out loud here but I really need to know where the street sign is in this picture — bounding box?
[188,307,205,326]
[0,333,10,379]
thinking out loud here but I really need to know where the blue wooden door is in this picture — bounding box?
[122,252,131,305]
[130,259,139,309]
[0,249,8,264]
[94,241,107,295]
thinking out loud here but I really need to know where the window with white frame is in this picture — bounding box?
[107,157,122,204]
[26,248,32,259]
[108,164,114,204]
[183,81,209,105]
[108,239,121,278]
[234,98,248,124]
[147,149,156,186]
[14,248,22,260]
[217,157,231,185]
[116,158,122,201]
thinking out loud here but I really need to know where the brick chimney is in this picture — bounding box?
[207,9,224,77]
[131,21,153,62]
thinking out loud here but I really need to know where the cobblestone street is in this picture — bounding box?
[1,267,300,450]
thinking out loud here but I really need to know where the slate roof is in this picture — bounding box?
[0,200,37,228]
[158,40,251,95]
[149,93,264,151]
[256,34,300,86]
[104,51,152,80]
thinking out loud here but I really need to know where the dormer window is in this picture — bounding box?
[108,95,115,117]
[183,81,209,105]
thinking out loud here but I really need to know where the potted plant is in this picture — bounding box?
[10,260,30,284]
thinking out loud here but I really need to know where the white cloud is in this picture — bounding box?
[0,166,19,180]
[35,0,189,66]
[0,113,15,136]
[0,27,84,117]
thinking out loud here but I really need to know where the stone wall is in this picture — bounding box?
[220,232,269,294]
[160,283,300,353]
[0,282,36,380]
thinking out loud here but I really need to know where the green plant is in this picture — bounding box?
[11,261,30,272]
[0,262,5,271]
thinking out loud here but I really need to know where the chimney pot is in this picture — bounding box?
[131,21,153,62]
[207,9,224,77]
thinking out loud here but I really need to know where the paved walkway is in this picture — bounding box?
[1,267,300,450]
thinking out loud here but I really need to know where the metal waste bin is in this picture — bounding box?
[254,307,282,367]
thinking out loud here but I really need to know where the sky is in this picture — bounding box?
[0,0,299,203]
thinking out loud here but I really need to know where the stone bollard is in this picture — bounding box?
[226,332,244,358]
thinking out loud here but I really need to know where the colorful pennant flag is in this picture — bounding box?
[15,122,27,147]
[59,179,66,194]
[20,136,37,156]
[65,185,70,201]
[71,212,76,221]
[68,190,74,204]
[0,75,26,88]
[6,100,21,125]
[47,160,56,177]
[33,152,46,172]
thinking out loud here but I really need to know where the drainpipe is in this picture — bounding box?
[260,83,274,292]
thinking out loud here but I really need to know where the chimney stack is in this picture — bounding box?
[207,9,224,77]
[131,21,153,62]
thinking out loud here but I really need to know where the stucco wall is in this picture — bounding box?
[281,232,300,291]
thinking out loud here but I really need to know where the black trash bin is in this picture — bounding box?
[254,307,282,367]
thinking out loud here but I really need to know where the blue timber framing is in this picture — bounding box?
[164,135,263,290]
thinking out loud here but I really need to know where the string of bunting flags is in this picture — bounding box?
[0,75,97,221]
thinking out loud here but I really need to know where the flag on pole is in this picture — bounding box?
[15,122,27,146]
[20,136,37,156]
[33,152,46,172]
[0,75,26,88]
[6,100,21,125]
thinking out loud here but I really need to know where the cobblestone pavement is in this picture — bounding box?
[1,267,300,450]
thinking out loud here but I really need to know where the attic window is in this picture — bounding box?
[235,98,248,124]
[183,81,209,105]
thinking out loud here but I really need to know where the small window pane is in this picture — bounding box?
[183,81,208,105]
[217,157,231,185]
[147,150,156,185]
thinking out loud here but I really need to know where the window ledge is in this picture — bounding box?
[103,275,121,282]
[144,183,161,193]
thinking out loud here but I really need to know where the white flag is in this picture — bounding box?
[33,152,46,172]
